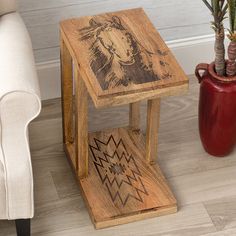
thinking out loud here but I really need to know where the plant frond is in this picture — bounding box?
[212,0,219,15]
[227,0,236,31]
[221,3,229,19]
[204,0,228,33]
[202,0,213,12]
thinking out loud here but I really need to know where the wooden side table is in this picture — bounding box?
[60,8,189,229]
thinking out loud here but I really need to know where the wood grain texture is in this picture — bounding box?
[60,12,185,227]
[204,196,236,231]
[60,39,73,144]
[129,102,140,131]
[168,165,236,207]
[200,228,236,236]
[3,77,236,235]
[33,24,213,63]
[146,98,161,165]
[74,67,89,178]
[60,8,188,104]
[80,127,176,228]
[90,82,188,108]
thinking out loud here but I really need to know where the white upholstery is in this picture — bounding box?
[0,0,17,16]
[0,158,6,217]
[0,12,41,219]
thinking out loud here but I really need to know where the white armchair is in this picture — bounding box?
[0,0,41,235]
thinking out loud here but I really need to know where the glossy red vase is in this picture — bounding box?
[195,62,236,157]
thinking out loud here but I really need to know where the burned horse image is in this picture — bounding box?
[79,16,161,90]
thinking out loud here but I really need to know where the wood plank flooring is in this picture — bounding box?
[1,76,236,235]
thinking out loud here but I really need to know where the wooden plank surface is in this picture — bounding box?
[129,102,140,131]
[80,127,176,228]
[74,67,89,178]
[33,24,213,63]
[3,77,236,235]
[60,39,74,144]
[204,196,236,231]
[60,8,188,104]
[146,98,161,165]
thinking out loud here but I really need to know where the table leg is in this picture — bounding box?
[74,66,88,178]
[60,39,73,144]
[129,102,140,131]
[146,98,161,165]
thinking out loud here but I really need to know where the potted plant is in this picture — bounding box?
[195,0,236,157]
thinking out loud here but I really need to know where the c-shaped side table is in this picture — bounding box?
[60,8,189,229]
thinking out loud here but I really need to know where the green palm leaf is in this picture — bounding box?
[228,0,236,31]
[202,0,228,30]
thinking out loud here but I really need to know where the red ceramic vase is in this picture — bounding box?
[195,62,236,157]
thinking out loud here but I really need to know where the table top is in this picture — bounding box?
[60,8,188,108]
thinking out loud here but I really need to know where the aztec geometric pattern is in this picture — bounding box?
[89,135,149,206]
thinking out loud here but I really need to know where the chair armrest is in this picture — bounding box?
[0,0,16,16]
[0,12,41,99]
[0,92,40,219]
[0,12,41,219]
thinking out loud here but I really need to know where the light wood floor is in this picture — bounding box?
[1,77,236,235]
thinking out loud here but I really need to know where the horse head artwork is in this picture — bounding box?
[79,16,162,90]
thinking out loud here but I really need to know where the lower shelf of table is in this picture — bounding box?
[64,127,177,229]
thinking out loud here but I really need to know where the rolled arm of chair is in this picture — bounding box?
[0,92,41,219]
[0,12,41,99]
[0,0,17,16]
[0,12,41,219]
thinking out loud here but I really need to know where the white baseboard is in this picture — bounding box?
[37,60,61,100]
[37,34,215,100]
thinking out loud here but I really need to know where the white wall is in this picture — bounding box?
[18,0,212,63]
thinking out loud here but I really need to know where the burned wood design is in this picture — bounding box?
[89,135,148,206]
[79,16,169,90]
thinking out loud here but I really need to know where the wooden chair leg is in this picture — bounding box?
[15,219,30,236]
